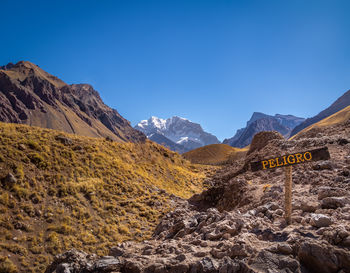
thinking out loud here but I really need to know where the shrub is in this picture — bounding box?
[28,153,47,168]
[118,224,130,235]
[0,193,9,206]
[26,140,41,151]
[0,257,18,273]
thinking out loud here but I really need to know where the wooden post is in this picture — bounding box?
[284,165,292,225]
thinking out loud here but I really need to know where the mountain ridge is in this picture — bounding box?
[290,89,350,136]
[224,112,304,148]
[0,61,145,142]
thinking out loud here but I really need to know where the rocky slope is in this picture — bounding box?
[47,116,350,273]
[0,61,145,142]
[135,116,220,153]
[224,112,304,148]
[290,89,350,137]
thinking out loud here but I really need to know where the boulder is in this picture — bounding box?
[317,187,347,200]
[4,172,17,185]
[247,131,284,155]
[321,197,349,209]
[310,214,332,228]
[298,240,350,273]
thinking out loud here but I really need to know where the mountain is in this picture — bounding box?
[293,104,350,139]
[0,61,145,142]
[148,133,187,154]
[183,144,248,165]
[290,89,350,137]
[135,116,220,153]
[0,122,213,272]
[223,112,305,148]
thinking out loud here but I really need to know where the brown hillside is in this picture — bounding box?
[183,144,248,165]
[0,122,215,272]
[292,105,350,139]
[0,61,145,142]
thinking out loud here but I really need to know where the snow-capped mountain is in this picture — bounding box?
[135,116,220,153]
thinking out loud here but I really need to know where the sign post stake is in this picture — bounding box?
[250,147,331,225]
[284,165,293,225]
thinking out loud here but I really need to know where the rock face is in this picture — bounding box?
[0,61,146,142]
[224,112,304,148]
[47,118,350,273]
[290,89,350,137]
[247,131,284,155]
[135,116,220,153]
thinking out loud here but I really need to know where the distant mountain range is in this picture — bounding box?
[223,113,305,148]
[2,61,349,153]
[134,116,220,153]
[290,89,350,137]
[0,61,145,142]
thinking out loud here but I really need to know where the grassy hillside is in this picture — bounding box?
[0,122,214,273]
[183,144,248,165]
[291,105,350,139]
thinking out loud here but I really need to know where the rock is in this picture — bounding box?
[310,214,332,228]
[55,135,73,145]
[248,131,284,155]
[196,257,217,273]
[4,173,17,185]
[45,249,94,273]
[300,201,318,212]
[175,254,186,262]
[18,144,26,150]
[317,187,347,200]
[298,239,350,273]
[93,256,121,272]
[109,246,124,257]
[321,197,349,209]
[313,161,334,170]
[56,263,71,273]
[277,243,293,255]
[337,138,349,145]
[123,260,142,273]
[218,257,240,273]
[248,250,301,273]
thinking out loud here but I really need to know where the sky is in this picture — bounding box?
[1,0,350,141]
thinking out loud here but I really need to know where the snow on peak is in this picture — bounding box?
[149,116,167,130]
[135,115,220,152]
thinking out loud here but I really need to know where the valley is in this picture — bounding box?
[0,61,349,273]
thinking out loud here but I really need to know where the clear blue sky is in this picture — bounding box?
[1,0,350,141]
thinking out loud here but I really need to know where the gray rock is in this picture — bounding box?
[249,250,301,273]
[310,214,332,228]
[93,256,121,272]
[109,246,124,257]
[55,135,73,145]
[321,197,349,209]
[56,263,71,273]
[4,173,17,185]
[300,201,318,212]
[277,243,293,255]
[318,187,347,200]
[298,240,350,273]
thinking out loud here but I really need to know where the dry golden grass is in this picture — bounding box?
[183,144,248,165]
[0,122,214,272]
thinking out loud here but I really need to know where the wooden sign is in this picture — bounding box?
[250,147,330,172]
[250,147,330,225]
